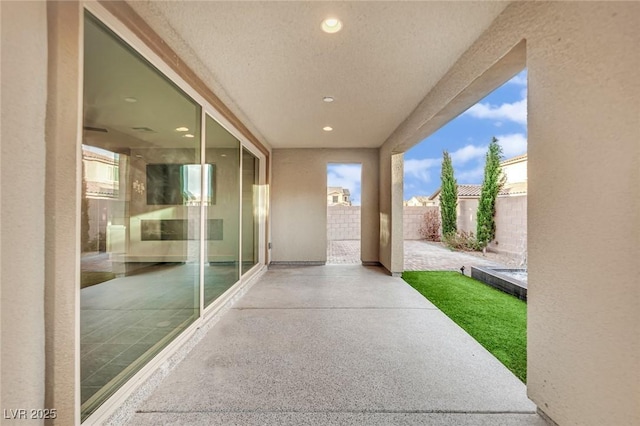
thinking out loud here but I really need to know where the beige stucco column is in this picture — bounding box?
[45,2,82,424]
[1,1,48,423]
[378,146,403,275]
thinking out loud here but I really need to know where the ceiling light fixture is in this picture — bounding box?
[321,18,342,34]
[175,127,189,132]
[124,97,138,103]
[183,133,195,138]
[323,96,335,103]
[323,126,333,132]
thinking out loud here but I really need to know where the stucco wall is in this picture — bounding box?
[382,2,640,424]
[1,0,48,417]
[327,206,361,241]
[271,149,379,263]
[525,4,639,424]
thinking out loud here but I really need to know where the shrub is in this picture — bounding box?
[443,230,480,251]
[419,209,441,242]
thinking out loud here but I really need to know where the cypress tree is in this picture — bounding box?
[477,137,506,248]
[439,151,458,237]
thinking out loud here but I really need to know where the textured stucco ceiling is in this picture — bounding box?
[126,1,510,149]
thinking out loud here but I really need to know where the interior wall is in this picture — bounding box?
[381,2,640,425]
[271,149,379,264]
[0,0,48,416]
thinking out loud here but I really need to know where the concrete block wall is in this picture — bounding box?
[403,206,439,240]
[327,205,361,241]
[404,198,527,259]
[489,196,527,257]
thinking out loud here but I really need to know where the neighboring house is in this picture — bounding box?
[83,146,120,199]
[501,154,527,189]
[428,154,528,201]
[404,195,435,206]
[327,186,352,206]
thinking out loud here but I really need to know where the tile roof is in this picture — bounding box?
[428,182,527,199]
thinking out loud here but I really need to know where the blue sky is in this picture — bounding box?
[327,69,527,205]
[404,69,528,199]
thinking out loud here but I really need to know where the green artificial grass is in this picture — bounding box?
[402,271,527,382]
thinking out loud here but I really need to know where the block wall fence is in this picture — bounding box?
[330,199,526,259]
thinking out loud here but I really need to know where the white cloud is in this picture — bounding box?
[465,98,527,125]
[404,158,439,183]
[507,72,527,86]
[457,165,485,183]
[450,144,487,165]
[495,133,527,158]
[327,164,362,205]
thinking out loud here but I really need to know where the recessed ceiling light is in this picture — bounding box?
[323,126,333,132]
[321,18,342,34]
[183,133,195,138]
[124,97,138,103]
[175,127,189,132]
[323,96,335,103]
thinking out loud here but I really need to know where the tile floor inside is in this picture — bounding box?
[80,261,241,417]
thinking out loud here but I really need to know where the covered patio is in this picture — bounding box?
[1,2,637,425]
[126,265,543,425]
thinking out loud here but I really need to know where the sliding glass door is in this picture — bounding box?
[81,10,263,422]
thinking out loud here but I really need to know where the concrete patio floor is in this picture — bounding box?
[128,265,545,425]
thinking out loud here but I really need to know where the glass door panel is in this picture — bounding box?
[204,115,240,307]
[242,149,259,274]
[81,12,201,420]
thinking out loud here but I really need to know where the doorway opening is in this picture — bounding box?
[326,163,362,264]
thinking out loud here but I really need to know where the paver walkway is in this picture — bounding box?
[404,240,506,274]
[328,239,513,274]
[327,240,360,264]
[128,265,544,425]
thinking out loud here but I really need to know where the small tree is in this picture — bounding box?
[439,151,458,237]
[476,137,506,249]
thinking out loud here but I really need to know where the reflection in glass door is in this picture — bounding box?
[81,13,201,420]
[81,9,264,422]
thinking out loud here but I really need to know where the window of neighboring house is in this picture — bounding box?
[333,196,338,203]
